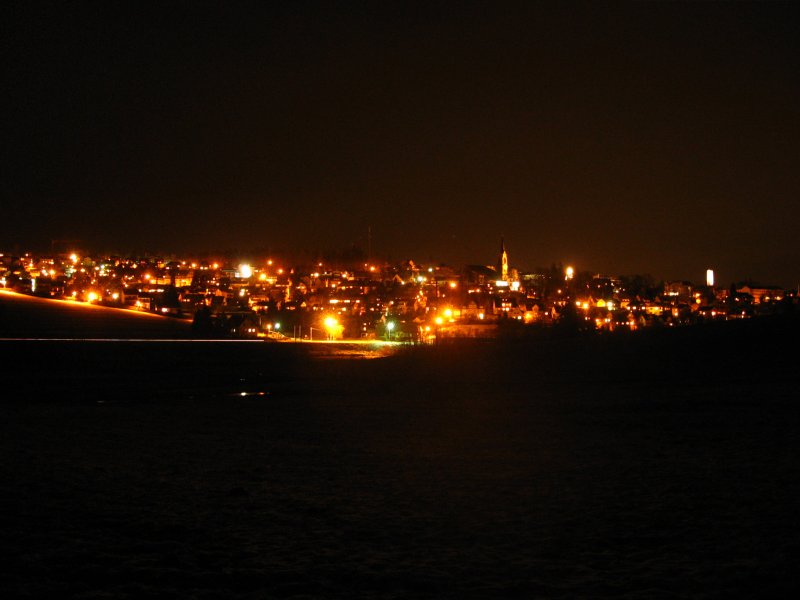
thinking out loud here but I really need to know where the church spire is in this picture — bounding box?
[499,236,508,281]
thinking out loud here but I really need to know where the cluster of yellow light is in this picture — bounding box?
[322,316,344,339]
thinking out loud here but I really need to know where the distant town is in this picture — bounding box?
[1,241,796,342]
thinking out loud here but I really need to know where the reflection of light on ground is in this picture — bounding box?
[294,339,402,346]
[299,340,404,359]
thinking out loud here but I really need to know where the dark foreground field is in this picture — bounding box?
[1,298,799,597]
[0,291,191,339]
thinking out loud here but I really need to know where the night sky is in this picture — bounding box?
[4,2,799,286]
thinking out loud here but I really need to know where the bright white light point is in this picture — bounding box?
[706,269,714,287]
[386,321,395,331]
[239,264,252,278]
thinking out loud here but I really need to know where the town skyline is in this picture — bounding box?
[3,240,794,345]
[2,235,795,290]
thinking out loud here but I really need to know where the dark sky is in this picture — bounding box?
[4,1,799,285]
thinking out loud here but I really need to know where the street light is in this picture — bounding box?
[324,316,340,340]
[386,320,395,341]
[238,263,252,279]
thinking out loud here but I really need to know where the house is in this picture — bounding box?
[736,285,785,304]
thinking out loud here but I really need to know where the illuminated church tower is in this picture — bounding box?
[499,237,509,281]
